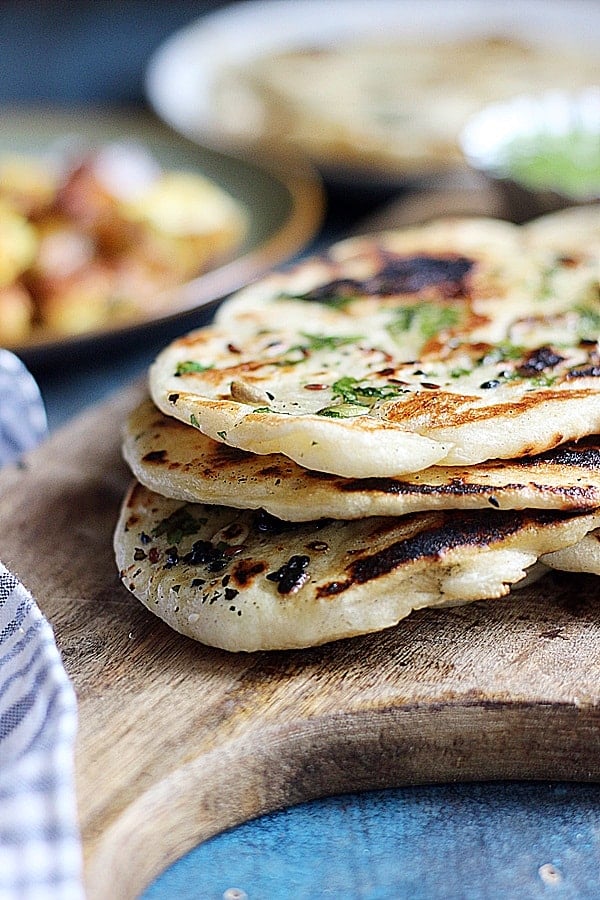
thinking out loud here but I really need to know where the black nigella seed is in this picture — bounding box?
[164,546,179,569]
[182,540,229,572]
[266,554,310,594]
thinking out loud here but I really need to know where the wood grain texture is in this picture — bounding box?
[2,186,600,899]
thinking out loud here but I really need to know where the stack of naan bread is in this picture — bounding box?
[114,207,600,652]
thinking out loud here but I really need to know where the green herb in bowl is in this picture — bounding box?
[460,88,600,220]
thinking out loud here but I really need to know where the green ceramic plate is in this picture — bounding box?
[0,108,324,363]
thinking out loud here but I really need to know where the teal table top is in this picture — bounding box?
[141,782,600,899]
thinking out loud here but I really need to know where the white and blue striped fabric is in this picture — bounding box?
[0,563,84,899]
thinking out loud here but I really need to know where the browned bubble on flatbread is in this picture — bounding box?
[114,480,600,652]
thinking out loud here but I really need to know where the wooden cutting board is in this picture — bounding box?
[3,184,600,899]
[3,383,600,900]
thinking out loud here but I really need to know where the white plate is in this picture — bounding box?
[146,0,600,185]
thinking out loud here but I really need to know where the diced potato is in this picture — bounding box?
[0,154,59,217]
[33,215,95,279]
[37,263,119,335]
[0,201,38,287]
[0,282,34,344]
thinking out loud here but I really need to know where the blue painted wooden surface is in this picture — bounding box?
[142,783,600,899]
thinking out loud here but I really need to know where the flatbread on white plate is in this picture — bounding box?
[114,480,600,652]
[211,35,598,177]
[149,220,600,479]
[125,397,600,520]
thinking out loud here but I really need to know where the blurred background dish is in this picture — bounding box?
[0,108,323,365]
[460,87,600,223]
[146,0,600,189]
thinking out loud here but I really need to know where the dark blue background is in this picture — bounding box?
[0,2,230,106]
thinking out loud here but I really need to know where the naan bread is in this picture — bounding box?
[217,218,538,343]
[114,480,600,652]
[522,205,600,321]
[149,221,600,479]
[541,529,600,576]
[211,36,598,177]
[525,205,600,256]
[125,398,600,520]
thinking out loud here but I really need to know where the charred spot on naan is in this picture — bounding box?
[314,508,588,598]
[286,252,477,302]
[384,388,596,431]
[335,473,600,509]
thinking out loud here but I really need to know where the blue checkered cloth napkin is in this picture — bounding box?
[0,563,84,899]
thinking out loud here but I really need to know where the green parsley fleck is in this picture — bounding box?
[152,507,206,545]
[175,360,213,376]
[387,303,461,343]
[331,376,407,405]
[316,403,368,418]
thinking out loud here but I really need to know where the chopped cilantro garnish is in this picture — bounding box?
[331,376,406,405]
[316,403,368,418]
[299,332,359,351]
[275,333,362,366]
[530,373,558,387]
[575,305,600,339]
[277,283,357,308]
[152,507,205,545]
[538,264,561,300]
[387,303,461,343]
[479,342,525,365]
[190,414,200,428]
[175,360,213,376]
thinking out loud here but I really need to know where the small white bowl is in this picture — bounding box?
[460,88,600,222]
